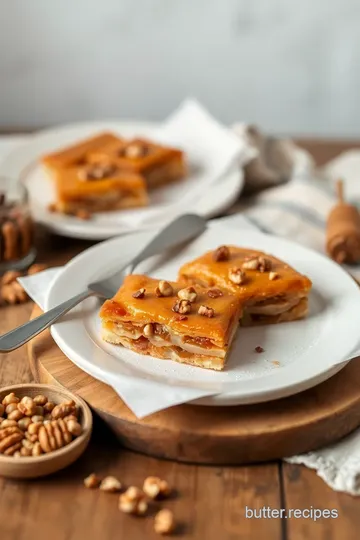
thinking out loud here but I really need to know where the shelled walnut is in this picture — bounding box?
[0,391,83,458]
[0,263,48,306]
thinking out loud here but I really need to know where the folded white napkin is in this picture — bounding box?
[110,99,251,228]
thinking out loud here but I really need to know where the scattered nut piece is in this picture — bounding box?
[213,245,230,262]
[172,299,191,315]
[2,393,19,406]
[33,395,48,406]
[178,287,197,303]
[84,473,101,489]
[207,288,223,299]
[2,270,22,285]
[132,288,146,299]
[154,509,175,535]
[99,476,122,493]
[27,263,48,275]
[198,305,215,318]
[228,267,246,285]
[143,323,154,337]
[255,346,264,353]
[269,271,279,281]
[119,487,148,515]
[143,476,171,500]
[155,280,173,297]
[76,209,91,221]
[173,315,188,322]
[47,203,57,213]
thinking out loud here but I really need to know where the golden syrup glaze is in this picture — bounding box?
[41,132,121,170]
[49,166,147,201]
[178,246,312,304]
[99,274,242,346]
[87,137,184,174]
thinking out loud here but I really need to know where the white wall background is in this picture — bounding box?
[1,0,360,136]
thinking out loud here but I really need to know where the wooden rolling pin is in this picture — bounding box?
[326,179,360,264]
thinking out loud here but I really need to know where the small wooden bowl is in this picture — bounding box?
[0,383,92,479]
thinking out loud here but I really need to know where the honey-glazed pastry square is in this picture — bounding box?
[178,245,312,326]
[41,132,122,172]
[49,163,148,215]
[87,137,187,189]
[99,275,242,371]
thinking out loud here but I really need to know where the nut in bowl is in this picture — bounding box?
[0,384,92,479]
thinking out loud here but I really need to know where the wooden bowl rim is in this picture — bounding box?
[0,383,92,464]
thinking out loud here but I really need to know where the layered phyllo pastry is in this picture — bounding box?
[178,246,312,326]
[48,164,148,215]
[87,137,187,189]
[99,274,242,371]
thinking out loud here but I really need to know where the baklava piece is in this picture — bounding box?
[49,164,148,214]
[178,246,312,326]
[41,132,121,171]
[99,275,242,371]
[88,137,187,189]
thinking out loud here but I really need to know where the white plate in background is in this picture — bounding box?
[0,121,243,240]
[45,222,360,406]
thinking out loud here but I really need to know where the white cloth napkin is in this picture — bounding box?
[108,99,250,228]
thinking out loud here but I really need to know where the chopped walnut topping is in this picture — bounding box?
[242,256,272,272]
[258,256,272,272]
[207,288,223,299]
[178,286,197,303]
[172,299,191,315]
[213,245,230,262]
[78,163,117,181]
[269,271,279,281]
[228,267,246,285]
[255,346,264,353]
[242,257,260,270]
[198,305,215,318]
[143,323,154,337]
[124,143,148,159]
[132,288,146,299]
[155,280,173,297]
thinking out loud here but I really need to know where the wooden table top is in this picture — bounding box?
[0,138,359,540]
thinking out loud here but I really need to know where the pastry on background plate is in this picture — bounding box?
[178,245,312,326]
[99,274,242,371]
[88,137,187,189]
[49,164,148,215]
[41,132,121,171]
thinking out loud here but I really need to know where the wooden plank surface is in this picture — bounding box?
[0,138,358,539]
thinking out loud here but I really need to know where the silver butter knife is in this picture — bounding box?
[0,213,206,352]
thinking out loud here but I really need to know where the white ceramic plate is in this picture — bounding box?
[45,222,360,406]
[0,121,243,240]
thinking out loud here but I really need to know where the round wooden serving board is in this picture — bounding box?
[28,305,360,465]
